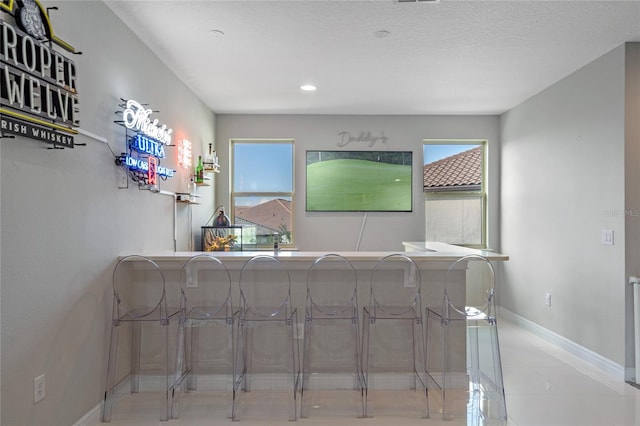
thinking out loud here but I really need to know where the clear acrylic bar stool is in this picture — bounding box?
[233,255,300,421]
[361,253,429,418]
[426,254,507,423]
[171,254,235,419]
[301,253,363,418]
[102,255,179,422]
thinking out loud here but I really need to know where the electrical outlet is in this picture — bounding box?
[34,374,45,403]
[545,292,551,307]
[118,173,128,189]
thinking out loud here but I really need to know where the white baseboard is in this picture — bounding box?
[72,402,101,426]
[498,307,624,380]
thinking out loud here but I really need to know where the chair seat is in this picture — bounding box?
[307,304,357,320]
[465,306,491,321]
[184,305,232,320]
[365,305,421,320]
[242,307,294,321]
[116,307,179,322]
[427,306,486,321]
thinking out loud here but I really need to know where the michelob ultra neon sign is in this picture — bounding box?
[118,99,175,187]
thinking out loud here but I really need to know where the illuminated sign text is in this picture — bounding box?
[131,134,166,158]
[124,155,174,178]
[178,139,192,168]
[122,99,172,145]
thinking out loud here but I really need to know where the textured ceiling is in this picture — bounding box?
[105,0,640,115]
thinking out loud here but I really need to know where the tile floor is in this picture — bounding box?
[99,318,640,426]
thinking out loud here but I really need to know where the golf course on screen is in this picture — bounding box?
[306,151,412,212]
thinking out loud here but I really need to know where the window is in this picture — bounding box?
[231,139,294,248]
[423,140,486,248]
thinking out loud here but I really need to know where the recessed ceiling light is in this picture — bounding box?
[300,84,317,91]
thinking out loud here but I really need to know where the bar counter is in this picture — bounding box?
[121,242,508,312]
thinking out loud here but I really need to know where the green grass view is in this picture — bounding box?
[306,158,412,211]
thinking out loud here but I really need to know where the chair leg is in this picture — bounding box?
[300,316,312,418]
[413,318,429,418]
[171,323,186,419]
[361,310,372,418]
[227,319,235,420]
[287,314,299,421]
[442,320,452,421]
[352,315,365,418]
[131,322,141,394]
[102,323,120,422]
[425,310,440,411]
[232,320,246,421]
[490,325,507,421]
[187,326,198,390]
[161,320,170,421]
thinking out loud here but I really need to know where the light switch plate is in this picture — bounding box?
[34,374,45,403]
[602,229,614,245]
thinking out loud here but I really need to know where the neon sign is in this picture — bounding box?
[117,99,175,186]
[178,139,192,169]
[148,156,157,186]
[124,155,174,178]
[122,99,172,145]
[131,134,165,158]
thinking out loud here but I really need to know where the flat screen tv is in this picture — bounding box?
[306,150,413,212]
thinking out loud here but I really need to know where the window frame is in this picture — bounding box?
[423,139,487,249]
[230,138,295,249]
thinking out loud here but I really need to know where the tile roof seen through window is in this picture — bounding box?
[235,198,291,233]
[423,146,482,191]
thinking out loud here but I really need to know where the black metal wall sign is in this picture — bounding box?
[1,114,73,147]
[0,0,80,147]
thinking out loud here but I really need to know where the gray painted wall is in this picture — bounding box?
[625,43,640,381]
[0,1,214,424]
[500,45,627,365]
[215,115,501,252]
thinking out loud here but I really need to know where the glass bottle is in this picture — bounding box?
[195,155,203,183]
[206,143,214,166]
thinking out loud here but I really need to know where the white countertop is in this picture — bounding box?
[125,242,508,263]
[401,241,508,261]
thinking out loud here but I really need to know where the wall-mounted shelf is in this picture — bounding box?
[176,192,200,204]
[193,174,212,186]
[204,163,220,173]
